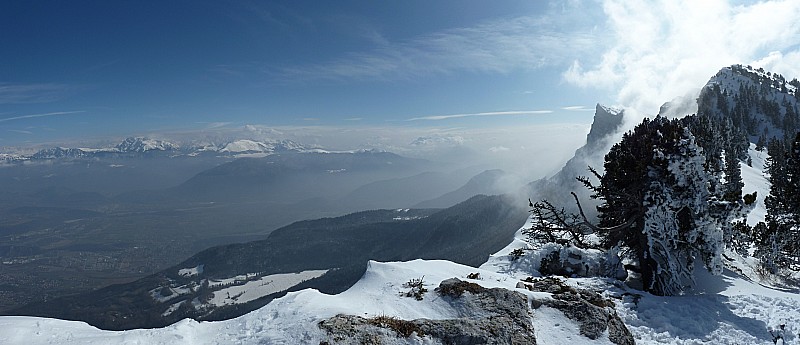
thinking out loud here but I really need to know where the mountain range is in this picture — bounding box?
[2,64,800,344]
[1,137,311,164]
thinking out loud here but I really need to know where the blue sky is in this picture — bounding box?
[2,0,800,147]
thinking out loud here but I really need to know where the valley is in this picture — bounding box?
[2,1,800,342]
[0,145,518,314]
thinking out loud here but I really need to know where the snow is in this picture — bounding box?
[207,270,328,307]
[1,142,799,344]
[534,307,615,345]
[220,140,270,153]
[2,213,800,345]
[162,301,184,317]
[742,144,771,227]
[178,264,204,277]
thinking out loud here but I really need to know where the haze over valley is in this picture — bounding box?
[3,1,800,344]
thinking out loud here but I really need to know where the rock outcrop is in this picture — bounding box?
[319,278,537,344]
[518,277,634,345]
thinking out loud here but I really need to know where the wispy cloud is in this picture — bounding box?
[344,117,363,121]
[8,129,33,134]
[564,0,800,118]
[409,110,552,121]
[278,14,600,82]
[0,83,75,104]
[0,111,86,123]
[196,121,232,129]
[561,105,595,111]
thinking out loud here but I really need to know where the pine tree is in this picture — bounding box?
[780,133,800,268]
[756,133,767,151]
[587,116,728,295]
[723,145,744,202]
[756,135,800,271]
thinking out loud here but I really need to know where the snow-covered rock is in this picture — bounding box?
[115,137,178,153]
[219,140,271,153]
[318,277,539,344]
[30,147,92,159]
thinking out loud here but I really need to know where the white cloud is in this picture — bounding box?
[279,14,599,82]
[198,122,232,129]
[489,146,511,153]
[0,111,86,123]
[564,0,800,119]
[561,105,595,112]
[752,50,800,80]
[409,110,552,121]
[409,135,465,147]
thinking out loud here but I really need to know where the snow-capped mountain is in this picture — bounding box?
[219,139,305,155]
[700,64,800,142]
[115,137,178,153]
[29,147,92,160]
[0,137,310,164]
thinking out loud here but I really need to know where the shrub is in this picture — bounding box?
[401,277,427,301]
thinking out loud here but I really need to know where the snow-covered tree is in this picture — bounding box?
[757,133,800,271]
[587,116,731,295]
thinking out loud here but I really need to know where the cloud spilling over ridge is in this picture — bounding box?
[564,0,800,122]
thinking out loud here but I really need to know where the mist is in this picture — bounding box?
[565,0,800,132]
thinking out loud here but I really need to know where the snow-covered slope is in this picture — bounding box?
[742,144,770,227]
[702,64,800,143]
[115,137,178,153]
[218,139,306,156]
[3,194,798,345]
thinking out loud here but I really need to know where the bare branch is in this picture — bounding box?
[570,192,639,233]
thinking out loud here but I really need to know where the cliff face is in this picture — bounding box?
[526,103,625,217]
[585,104,624,152]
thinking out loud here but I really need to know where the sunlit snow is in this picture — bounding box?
[0,146,798,345]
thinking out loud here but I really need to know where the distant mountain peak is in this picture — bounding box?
[115,137,178,153]
[706,64,798,96]
[220,139,306,154]
[585,103,624,151]
[1,137,314,164]
[30,147,91,160]
[699,64,799,142]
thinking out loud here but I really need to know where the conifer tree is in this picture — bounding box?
[757,135,800,271]
[586,116,728,295]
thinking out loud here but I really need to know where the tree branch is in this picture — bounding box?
[570,192,639,233]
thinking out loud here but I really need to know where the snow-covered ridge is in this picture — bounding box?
[707,64,798,95]
[0,137,310,164]
[220,139,271,153]
[701,64,800,144]
[3,204,798,344]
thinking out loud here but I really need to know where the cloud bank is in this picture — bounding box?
[564,0,800,121]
